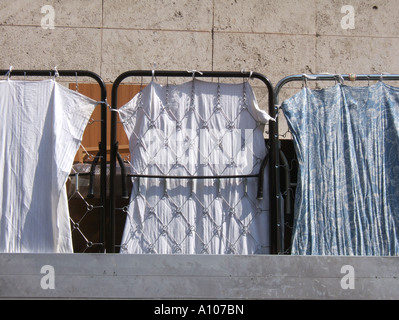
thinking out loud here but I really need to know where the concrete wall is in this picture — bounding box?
[1,0,398,135]
[1,0,397,84]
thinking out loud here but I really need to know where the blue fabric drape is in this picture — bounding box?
[282,82,399,255]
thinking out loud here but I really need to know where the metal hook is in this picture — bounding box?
[187,70,203,81]
[335,74,344,85]
[6,66,13,80]
[302,75,308,88]
[152,63,157,82]
[301,74,317,88]
[75,72,79,92]
[302,78,306,88]
[53,66,59,80]
[241,69,253,82]
[165,77,169,109]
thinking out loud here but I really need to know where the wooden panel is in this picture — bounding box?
[69,83,142,162]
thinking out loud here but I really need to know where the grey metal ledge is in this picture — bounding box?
[0,253,398,299]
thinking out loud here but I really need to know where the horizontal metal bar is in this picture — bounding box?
[112,70,270,83]
[127,174,259,179]
[275,73,399,103]
[111,70,273,110]
[69,172,92,177]
[1,69,105,83]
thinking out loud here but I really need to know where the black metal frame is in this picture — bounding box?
[2,69,108,253]
[110,70,279,254]
[274,73,399,254]
[3,70,398,255]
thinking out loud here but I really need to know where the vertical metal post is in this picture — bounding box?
[110,75,125,253]
[99,81,107,253]
[268,82,279,255]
